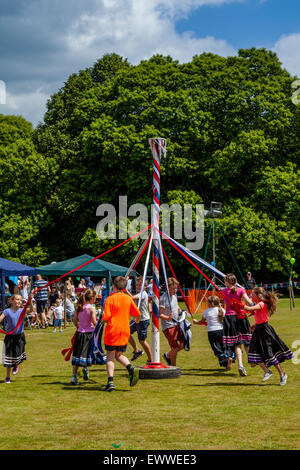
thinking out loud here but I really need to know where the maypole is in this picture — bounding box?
[135,138,181,379]
[149,137,166,363]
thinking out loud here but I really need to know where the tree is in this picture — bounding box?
[31,49,299,280]
[0,115,56,265]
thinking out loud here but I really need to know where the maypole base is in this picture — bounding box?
[138,362,181,380]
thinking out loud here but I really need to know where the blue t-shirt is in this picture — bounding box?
[3,308,25,335]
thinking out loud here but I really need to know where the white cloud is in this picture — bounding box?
[273,32,300,78]
[0,0,298,126]
[66,0,236,64]
[0,0,239,125]
[1,88,49,126]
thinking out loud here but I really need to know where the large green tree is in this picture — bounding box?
[30,49,299,281]
[0,115,57,265]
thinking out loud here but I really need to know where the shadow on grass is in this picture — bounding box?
[189,382,278,387]
[181,368,236,377]
[61,385,130,393]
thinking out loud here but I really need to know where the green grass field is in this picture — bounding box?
[1,298,299,450]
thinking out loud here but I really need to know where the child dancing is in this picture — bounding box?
[71,289,97,385]
[0,294,27,383]
[102,276,141,391]
[193,295,232,370]
[244,287,293,385]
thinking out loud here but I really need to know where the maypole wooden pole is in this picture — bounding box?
[149,137,166,363]
[138,138,181,379]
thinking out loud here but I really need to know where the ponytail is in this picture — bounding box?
[225,273,238,294]
[264,291,278,317]
[76,293,85,314]
[253,287,278,316]
[208,295,224,323]
[75,288,96,314]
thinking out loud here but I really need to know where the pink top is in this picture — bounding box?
[222,287,246,316]
[78,303,94,333]
[254,301,269,325]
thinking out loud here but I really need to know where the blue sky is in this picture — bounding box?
[176,0,300,50]
[0,0,299,126]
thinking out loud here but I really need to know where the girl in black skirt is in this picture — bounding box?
[222,274,253,377]
[0,294,26,383]
[193,295,232,370]
[71,289,97,385]
[244,287,293,385]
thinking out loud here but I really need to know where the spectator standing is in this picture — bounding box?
[53,298,64,333]
[62,294,75,322]
[49,285,59,307]
[20,278,31,303]
[78,278,86,289]
[246,272,256,290]
[33,274,49,328]
[86,277,95,289]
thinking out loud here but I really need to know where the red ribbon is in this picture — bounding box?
[160,230,254,320]
[61,331,77,361]
[0,296,31,335]
[1,224,152,336]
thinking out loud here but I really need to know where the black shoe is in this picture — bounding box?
[104,381,115,392]
[129,367,139,387]
[163,353,171,366]
[131,350,144,362]
[82,367,89,381]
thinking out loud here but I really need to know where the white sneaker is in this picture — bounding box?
[280,373,288,386]
[70,375,79,385]
[238,366,247,377]
[262,371,273,382]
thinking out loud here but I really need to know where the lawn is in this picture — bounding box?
[1,298,299,450]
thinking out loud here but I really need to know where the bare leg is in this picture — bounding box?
[139,339,152,362]
[274,363,284,378]
[129,335,139,354]
[115,351,130,368]
[258,362,269,373]
[169,343,184,366]
[235,344,244,368]
[106,350,116,378]
[40,312,47,327]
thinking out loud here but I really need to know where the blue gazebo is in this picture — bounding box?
[0,258,37,311]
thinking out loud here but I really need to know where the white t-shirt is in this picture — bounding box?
[134,290,150,322]
[202,307,224,332]
[54,305,64,320]
[159,292,179,331]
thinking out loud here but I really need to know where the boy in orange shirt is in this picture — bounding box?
[102,276,141,391]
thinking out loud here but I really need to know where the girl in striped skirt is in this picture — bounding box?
[0,294,27,383]
[71,289,97,385]
[222,274,253,377]
[244,287,293,385]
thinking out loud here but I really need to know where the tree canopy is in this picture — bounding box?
[1,49,299,282]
